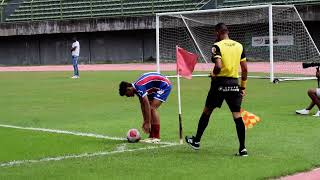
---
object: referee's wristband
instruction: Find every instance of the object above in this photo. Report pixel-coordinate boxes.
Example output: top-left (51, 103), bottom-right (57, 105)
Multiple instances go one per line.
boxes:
top-left (240, 80), bottom-right (247, 90)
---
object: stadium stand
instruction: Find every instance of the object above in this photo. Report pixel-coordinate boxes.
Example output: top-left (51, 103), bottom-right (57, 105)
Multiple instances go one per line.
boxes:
top-left (0, 0), bottom-right (9, 21)
top-left (4, 0), bottom-right (208, 22)
top-left (220, 0), bottom-right (320, 8)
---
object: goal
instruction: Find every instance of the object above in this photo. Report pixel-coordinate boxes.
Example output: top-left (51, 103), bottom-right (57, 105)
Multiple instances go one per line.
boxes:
top-left (156, 4), bottom-right (320, 82)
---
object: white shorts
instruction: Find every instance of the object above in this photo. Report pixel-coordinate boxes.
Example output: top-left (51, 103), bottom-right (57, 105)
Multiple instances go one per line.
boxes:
top-left (316, 88), bottom-right (320, 97)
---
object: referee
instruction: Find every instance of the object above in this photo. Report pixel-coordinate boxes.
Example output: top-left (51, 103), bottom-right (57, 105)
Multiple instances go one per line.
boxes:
top-left (185, 23), bottom-right (248, 157)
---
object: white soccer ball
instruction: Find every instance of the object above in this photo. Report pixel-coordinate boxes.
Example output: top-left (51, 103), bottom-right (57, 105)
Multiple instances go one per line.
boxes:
top-left (127, 129), bottom-right (141, 143)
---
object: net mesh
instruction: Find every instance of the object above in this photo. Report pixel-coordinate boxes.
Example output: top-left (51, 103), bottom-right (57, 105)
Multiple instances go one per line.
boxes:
top-left (157, 5), bottom-right (320, 80)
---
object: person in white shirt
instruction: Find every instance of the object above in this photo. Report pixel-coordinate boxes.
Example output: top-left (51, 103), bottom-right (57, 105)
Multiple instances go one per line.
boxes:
top-left (71, 37), bottom-right (80, 78)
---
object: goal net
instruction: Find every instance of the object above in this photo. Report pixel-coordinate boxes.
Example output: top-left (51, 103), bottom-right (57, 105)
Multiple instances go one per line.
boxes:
top-left (156, 4), bottom-right (320, 82)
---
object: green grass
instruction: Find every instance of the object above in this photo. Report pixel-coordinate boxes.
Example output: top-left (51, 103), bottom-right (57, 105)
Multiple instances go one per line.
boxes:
top-left (0, 127), bottom-right (148, 162)
top-left (0, 71), bottom-right (319, 180)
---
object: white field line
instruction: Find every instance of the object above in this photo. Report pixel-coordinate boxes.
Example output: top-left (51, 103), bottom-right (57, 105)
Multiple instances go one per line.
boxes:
top-left (115, 143), bottom-right (127, 152)
top-left (0, 124), bottom-right (178, 146)
top-left (0, 144), bottom-right (176, 167)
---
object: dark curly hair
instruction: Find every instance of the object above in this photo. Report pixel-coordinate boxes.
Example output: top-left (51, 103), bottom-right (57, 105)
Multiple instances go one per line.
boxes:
top-left (119, 81), bottom-right (132, 96)
top-left (215, 23), bottom-right (229, 34)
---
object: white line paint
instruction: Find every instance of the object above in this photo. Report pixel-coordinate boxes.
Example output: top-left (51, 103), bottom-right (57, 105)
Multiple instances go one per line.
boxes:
top-left (0, 124), bottom-right (125, 140)
top-left (0, 124), bottom-right (178, 145)
top-left (115, 143), bottom-right (127, 151)
top-left (0, 144), bottom-right (176, 167)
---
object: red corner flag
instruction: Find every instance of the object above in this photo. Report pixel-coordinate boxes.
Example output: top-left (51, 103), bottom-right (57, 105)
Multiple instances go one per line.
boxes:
top-left (176, 46), bottom-right (198, 79)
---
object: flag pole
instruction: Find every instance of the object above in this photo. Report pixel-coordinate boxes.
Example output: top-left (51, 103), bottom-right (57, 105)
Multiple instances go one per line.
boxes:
top-left (176, 46), bottom-right (183, 144)
top-left (176, 45), bottom-right (198, 145)
top-left (177, 72), bottom-right (183, 144)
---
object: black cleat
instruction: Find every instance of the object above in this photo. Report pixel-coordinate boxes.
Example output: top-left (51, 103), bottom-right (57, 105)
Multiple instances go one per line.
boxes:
top-left (185, 136), bottom-right (200, 150)
top-left (235, 148), bottom-right (248, 157)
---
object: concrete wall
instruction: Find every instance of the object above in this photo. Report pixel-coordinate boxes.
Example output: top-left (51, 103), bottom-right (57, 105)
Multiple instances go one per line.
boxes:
top-left (0, 30), bottom-right (156, 65)
top-left (0, 16), bottom-right (155, 36)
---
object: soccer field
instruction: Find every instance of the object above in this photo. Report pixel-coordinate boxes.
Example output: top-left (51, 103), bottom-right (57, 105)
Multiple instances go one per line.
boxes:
top-left (0, 71), bottom-right (319, 180)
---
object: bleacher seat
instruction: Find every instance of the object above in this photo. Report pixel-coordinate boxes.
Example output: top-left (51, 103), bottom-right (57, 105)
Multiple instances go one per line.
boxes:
top-left (5, 0), bottom-right (208, 22)
top-left (220, 0), bottom-right (320, 8)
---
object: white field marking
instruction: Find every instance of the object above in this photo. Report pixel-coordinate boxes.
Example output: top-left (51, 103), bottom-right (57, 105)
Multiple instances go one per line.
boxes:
top-left (115, 143), bottom-right (127, 151)
top-left (0, 144), bottom-right (176, 168)
top-left (0, 124), bottom-right (178, 146)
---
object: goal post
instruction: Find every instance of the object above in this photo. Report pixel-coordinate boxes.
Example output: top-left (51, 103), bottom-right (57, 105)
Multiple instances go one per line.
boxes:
top-left (156, 4), bottom-right (320, 82)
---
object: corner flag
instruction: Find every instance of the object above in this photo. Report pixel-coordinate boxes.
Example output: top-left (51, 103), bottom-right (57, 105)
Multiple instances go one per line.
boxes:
top-left (176, 46), bottom-right (198, 79)
top-left (175, 46), bottom-right (198, 144)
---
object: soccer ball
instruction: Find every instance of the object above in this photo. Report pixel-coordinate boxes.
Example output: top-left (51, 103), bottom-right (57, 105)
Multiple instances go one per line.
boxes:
top-left (126, 129), bottom-right (141, 143)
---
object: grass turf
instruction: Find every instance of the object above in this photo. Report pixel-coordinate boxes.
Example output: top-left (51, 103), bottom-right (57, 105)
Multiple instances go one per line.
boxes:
top-left (0, 71), bottom-right (319, 180)
top-left (0, 127), bottom-right (148, 162)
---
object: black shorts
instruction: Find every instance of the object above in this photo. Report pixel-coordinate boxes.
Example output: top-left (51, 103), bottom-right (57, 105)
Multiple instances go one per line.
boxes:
top-left (205, 77), bottom-right (242, 112)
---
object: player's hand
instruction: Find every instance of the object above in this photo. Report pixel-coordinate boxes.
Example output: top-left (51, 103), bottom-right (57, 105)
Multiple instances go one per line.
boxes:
top-left (209, 72), bottom-right (216, 79)
top-left (240, 89), bottom-right (246, 97)
top-left (142, 122), bottom-right (151, 134)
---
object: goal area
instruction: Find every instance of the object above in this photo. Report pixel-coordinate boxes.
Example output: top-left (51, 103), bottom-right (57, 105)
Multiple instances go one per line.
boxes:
top-left (156, 4), bottom-right (320, 82)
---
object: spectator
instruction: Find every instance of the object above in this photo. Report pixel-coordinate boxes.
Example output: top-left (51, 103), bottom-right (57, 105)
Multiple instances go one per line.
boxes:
top-left (71, 37), bottom-right (80, 79)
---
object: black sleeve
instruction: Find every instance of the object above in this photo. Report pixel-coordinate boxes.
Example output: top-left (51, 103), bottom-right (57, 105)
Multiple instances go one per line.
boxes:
top-left (211, 45), bottom-right (221, 63)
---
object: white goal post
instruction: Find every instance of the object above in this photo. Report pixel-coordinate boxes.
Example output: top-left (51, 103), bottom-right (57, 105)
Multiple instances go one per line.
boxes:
top-left (156, 4), bottom-right (320, 82)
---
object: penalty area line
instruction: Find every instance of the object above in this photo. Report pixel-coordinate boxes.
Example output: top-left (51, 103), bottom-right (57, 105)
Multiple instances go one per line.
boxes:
top-left (0, 124), bottom-right (178, 145)
top-left (0, 144), bottom-right (176, 168)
